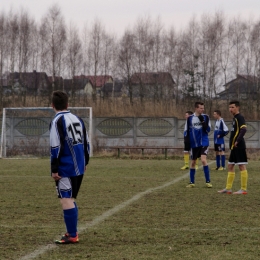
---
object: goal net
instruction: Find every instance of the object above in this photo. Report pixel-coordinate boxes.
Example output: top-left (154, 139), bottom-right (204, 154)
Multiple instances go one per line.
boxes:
top-left (0, 107), bottom-right (93, 158)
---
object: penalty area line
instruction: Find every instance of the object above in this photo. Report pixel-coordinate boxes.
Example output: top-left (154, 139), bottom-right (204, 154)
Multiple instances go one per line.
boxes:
top-left (19, 165), bottom-right (207, 260)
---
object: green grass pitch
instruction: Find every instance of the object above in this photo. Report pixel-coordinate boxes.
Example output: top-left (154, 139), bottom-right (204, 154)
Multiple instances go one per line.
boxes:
top-left (0, 158), bottom-right (260, 260)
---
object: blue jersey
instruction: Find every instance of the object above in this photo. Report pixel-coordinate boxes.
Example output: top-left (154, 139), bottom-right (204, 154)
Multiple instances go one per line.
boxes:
top-left (184, 113), bottom-right (211, 148)
top-left (214, 118), bottom-right (229, 145)
top-left (50, 111), bottom-right (89, 177)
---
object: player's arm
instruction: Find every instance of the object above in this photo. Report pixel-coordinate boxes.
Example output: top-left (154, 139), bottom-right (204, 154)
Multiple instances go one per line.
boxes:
top-left (184, 118), bottom-right (190, 143)
top-left (50, 117), bottom-right (65, 175)
top-left (234, 117), bottom-right (247, 146)
top-left (199, 114), bottom-right (210, 133)
top-left (82, 121), bottom-right (90, 166)
top-left (218, 121), bottom-right (229, 138)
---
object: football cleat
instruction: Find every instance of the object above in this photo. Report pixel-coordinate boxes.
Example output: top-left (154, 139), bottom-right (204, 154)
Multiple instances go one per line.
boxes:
top-left (55, 233), bottom-right (79, 244)
top-left (218, 167), bottom-right (224, 171)
top-left (206, 182), bottom-right (213, 188)
top-left (217, 189), bottom-right (232, 194)
top-left (186, 183), bottom-right (195, 188)
top-left (181, 165), bottom-right (189, 170)
top-left (233, 189), bottom-right (247, 195)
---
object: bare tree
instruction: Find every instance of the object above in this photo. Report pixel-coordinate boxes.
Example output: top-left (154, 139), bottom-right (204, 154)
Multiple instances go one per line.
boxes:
top-left (0, 12), bottom-right (8, 109)
top-left (66, 23), bottom-right (82, 105)
top-left (88, 19), bottom-right (105, 102)
top-left (133, 16), bottom-right (154, 103)
top-left (40, 4), bottom-right (66, 93)
top-left (118, 29), bottom-right (136, 105)
top-left (7, 11), bottom-right (19, 74)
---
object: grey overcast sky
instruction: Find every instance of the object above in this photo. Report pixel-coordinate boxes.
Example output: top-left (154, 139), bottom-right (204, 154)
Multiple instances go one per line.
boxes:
top-left (1, 0), bottom-right (260, 35)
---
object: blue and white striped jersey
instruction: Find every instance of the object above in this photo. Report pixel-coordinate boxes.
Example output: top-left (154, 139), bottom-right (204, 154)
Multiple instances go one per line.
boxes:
top-left (50, 111), bottom-right (89, 177)
top-left (214, 118), bottom-right (229, 145)
top-left (184, 113), bottom-right (211, 148)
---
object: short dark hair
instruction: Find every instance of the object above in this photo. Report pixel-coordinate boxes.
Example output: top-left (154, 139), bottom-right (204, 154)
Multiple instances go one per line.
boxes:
top-left (52, 91), bottom-right (68, 110)
top-left (186, 111), bottom-right (193, 115)
top-left (195, 101), bottom-right (204, 108)
top-left (214, 109), bottom-right (221, 116)
top-left (229, 100), bottom-right (240, 107)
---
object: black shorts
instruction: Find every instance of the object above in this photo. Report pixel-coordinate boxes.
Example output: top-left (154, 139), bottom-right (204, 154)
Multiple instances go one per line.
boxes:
top-left (55, 174), bottom-right (84, 199)
top-left (184, 142), bottom-right (190, 152)
top-left (228, 148), bottom-right (248, 165)
top-left (214, 144), bottom-right (225, 152)
top-left (190, 146), bottom-right (209, 160)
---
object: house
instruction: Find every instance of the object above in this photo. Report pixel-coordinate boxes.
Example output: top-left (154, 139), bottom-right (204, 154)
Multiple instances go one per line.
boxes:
top-left (74, 75), bottom-right (113, 96)
top-left (48, 76), bottom-right (64, 90)
top-left (129, 72), bottom-right (175, 99)
top-left (218, 74), bottom-right (259, 100)
top-left (63, 77), bottom-right (93, 96)
top-left (100, 79), bottom-right (124, 97)
top-left (8, 70), bottom-right (51, 95)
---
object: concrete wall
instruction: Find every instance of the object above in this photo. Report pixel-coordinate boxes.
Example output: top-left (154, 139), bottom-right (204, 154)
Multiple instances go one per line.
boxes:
top-left (2, 116), bottom-right (260, 157)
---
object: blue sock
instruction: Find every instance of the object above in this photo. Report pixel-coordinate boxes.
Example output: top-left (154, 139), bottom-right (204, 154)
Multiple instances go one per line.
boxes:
top-left (74, 202), bottom-right (78, 229)
top-left (203, 165), bottom-right (210, 183)
top-left (221, 155), bottom-right (225, 168)
top-left (63, 207), bottom-right (77, 238)
top-left (189, 168), bottom-right (196, 183)
top-left (216, 155), bottom-right (220, 168)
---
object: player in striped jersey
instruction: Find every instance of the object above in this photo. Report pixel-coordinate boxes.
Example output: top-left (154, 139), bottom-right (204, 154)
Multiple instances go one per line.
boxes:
top-left (212, 110), bottom-right (229, 170)
top-left (184, 102), bottom-right (212, 188)
top-left (50, 90), bottom-right (90, 244)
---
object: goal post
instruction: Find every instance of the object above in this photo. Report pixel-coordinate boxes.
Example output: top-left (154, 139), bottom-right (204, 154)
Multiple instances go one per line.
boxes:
top-left (0, 107), bottom-right (93, 158)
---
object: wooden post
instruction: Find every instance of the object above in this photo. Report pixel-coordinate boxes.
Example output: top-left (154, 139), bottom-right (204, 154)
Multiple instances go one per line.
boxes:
top-left (117, 148), bottom-right (120, 158)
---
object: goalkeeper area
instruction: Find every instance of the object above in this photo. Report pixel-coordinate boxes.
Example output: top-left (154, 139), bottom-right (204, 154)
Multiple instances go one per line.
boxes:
top-left (0, 158), bottom-right (259, 260)
top-left (0, 107), bottom-right (92, 158)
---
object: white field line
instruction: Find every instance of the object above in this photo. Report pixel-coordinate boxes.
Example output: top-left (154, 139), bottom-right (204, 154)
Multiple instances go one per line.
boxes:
top-left (18, 163), bottom-right (212, 260)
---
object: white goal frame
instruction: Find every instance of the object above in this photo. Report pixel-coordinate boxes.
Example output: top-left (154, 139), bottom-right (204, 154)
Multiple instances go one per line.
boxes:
top-left (0, 107), bottom-right (93, 158)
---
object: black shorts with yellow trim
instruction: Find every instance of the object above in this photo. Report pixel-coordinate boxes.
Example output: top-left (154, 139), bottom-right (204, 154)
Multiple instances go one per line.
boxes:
top-left (228, 148), bottom-right (248, 165)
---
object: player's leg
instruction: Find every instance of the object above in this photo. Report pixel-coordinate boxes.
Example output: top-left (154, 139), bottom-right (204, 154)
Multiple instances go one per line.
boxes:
top-left (186, 148), bottom-right (198, 187)
top-left (181, 142), bottom-right (190, 170)
top-left (233, 149), bottom-right (248, 194)
top-left (212, 145), bottom-right (221, 170)
top-left (55, 175), bottom-right (83, 244)
top-left (218, 150), bottom-right (235, 194)
top-left (195, 158), bottom-right (199, 170)
top-left (200, 147), bottom-right (212, 187)
top-left (181, 151), bottom-right (190, 170)
top-left (220, 144), bottom-right (226, 169)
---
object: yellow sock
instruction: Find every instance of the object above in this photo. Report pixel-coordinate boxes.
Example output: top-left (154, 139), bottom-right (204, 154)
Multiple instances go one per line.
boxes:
top-left (226, 172), bottom-right (235, 190)
top-left (196, 159), bottom-right (199, 167)
top-left (241, 170), bottom-right (248, 191)
top-left (184, 153), bottom-right (189, 166)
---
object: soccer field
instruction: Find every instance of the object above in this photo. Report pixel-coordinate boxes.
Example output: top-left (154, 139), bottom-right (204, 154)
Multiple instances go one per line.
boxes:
top-left (1, 158), bottom-right (260, 260)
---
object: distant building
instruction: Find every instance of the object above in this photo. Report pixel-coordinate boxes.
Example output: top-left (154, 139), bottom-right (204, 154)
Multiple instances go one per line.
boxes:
top-left (74, 75), bottom-right (113, 96)
top-left (130, 72), bottom-right (175, 99)
top-left (218, 74), bottom-right (259, 100)
top-left (7, 70), bottom-right (51, 95)
top-left (63, 77), bottom-right (93, 96)
top-left (100, 79), bottom-right (124, 97)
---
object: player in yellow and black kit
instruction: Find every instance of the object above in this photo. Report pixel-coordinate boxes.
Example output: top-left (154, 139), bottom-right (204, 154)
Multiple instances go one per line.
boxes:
top-left (218, 101), bottom-right (248, 194)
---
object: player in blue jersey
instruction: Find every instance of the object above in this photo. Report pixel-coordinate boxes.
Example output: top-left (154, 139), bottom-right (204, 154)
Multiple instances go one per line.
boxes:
top-left (50, 90), bottom-right (90, 244)
top-left (181, 111), bottom-right (199, 170)
top-left (184, 102), bottom-right (212, 188)
top-left (212, 110), bottom-right (229, 170)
